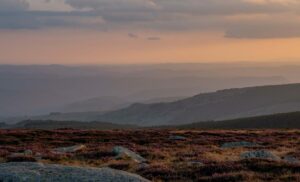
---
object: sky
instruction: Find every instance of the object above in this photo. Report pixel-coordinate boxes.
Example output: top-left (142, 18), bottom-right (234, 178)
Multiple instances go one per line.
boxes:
top-left (1, 0), bottom-right (300, 64)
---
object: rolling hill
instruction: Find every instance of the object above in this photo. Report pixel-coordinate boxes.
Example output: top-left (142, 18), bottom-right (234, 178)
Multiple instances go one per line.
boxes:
top-left (0, 122), bottom-right (6, 128)
top-left (174, 111), bottom-right (300, 129)
top-left (98, 83), bottom-right (300, 126)
top-left (7, 111), bottom-right (300, 130)
top-left (0, 96), bottom-right (187, 124)
top-left (62, 96), bottom-right (131, 113)
top-left (62, 96), bottom-right (186, 113)
top-left (0, 64), bottom-right (290, 117)
top-left (9, 120), bottom-right (137, 130)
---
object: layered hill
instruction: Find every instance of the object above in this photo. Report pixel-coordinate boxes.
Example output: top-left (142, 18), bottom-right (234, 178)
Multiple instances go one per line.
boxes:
top-left (98, 83), bottom-right (300, 126)
top-left (0, 64), bottom-right (290, 117)
top-left (174, 111), bottom-right (300, 129)
top-left (0, 96), bottom-right (186, 124)
top-left (10, 120), bottom-right (137, 130)
top-left (62, 96), bottom-right (185, 113)
top-left (6, 111), bottom-right (300, 130)
top-left (0, 122), bottom-right (6, 128)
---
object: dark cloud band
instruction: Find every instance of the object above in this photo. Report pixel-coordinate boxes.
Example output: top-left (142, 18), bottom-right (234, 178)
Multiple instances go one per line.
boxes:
top-left (1, 0), bottom-right (300, 39)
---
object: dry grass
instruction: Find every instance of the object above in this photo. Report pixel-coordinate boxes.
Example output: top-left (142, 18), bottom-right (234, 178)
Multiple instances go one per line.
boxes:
top-left (1, 129), bottom-right (300, 181)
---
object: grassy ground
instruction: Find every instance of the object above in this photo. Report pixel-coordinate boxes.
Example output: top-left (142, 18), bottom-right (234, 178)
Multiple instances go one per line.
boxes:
top-left (1, 129), bottom-right (300, 181)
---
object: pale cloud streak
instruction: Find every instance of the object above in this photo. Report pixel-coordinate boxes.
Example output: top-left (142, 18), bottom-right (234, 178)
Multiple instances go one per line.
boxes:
top-left (28, 0), bottom-right (73, 11)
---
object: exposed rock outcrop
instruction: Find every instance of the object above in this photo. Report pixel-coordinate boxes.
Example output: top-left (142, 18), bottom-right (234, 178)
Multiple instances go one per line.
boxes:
top-left (169, 135), bottom-right (186, 141)
top-left (240, 150), bottom-right (280, 160)
top-left (52, 144), bottom-right (85, 154)
top-left (0, 162), bottom-right (151, 182)
top-left (221, 141), bottom-right (257, 149)
top-left (113, 146), bottom-right (147, 163)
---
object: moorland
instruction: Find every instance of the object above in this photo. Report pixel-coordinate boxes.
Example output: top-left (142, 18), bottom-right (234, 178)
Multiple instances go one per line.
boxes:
top-left (1, 129), bottom-right (300, 181)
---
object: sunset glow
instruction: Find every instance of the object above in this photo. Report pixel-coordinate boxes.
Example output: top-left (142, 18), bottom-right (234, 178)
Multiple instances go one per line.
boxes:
top-left (1, 0), bottom-right (300, 64)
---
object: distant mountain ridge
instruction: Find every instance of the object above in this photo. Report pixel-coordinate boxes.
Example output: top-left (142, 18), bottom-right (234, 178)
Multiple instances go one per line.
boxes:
top-left (0, 64), bottom-right (291, 117)
top-left (0, 96), bottom-right (186, 124)
top-left (62, 96), bottom-right (131, 113)
top-left (4, 111), bottom-right (300, 130)
top-left (97, 83), bottom-right (300, 126)
top-left (0, 122), bottom-right (6, 128)
top-left (62, 96), bottom-right (186, 113)
top-left (7, 120), bottom-right (137, 130)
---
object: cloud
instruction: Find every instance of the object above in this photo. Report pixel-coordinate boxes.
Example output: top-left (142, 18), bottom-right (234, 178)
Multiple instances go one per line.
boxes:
top-left (27, 0), bottom-right (73, 11)
top-left (0, 0), bottom-right (29, 12)
top-left (128, 33), bottom-right (139, 38)
top-left (64, 0), bottom-right (158, 11)
top-left (64, 0), bottom-right (297, 16)
top-left (61, 0), bottom-right (300, 39)
top-left (225, 17), bottom-right (300, 38)
top-left (1, 0), bottom-right (300, 38)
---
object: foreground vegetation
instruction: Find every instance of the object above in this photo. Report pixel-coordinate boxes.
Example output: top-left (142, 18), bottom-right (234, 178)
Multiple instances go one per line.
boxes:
top-left (1, 129), bottom-right (300, 181)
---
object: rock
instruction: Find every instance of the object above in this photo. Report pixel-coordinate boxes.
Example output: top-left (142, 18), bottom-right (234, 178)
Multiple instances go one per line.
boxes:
top-left (221, 141), bottom-right (257, 149)
top-left (53, 144), bottom-right (85, 154)
top-left (24, 150), bottom-right (33, 156)
top-left (169, 135), bottom-right (186, 141)
top-left (240, 150), bottom-right (280, 160)
top-left (0, 162), bottom-right (151, 182)
top-left (113, 146), bottom-right (147, 163)
top-left (137, 163), bottom-right (150, 170)
top-left (283, 156), bottom-right (300, 164)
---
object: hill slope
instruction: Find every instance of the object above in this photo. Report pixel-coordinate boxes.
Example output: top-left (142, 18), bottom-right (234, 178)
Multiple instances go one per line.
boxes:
top-left (0, 122), bottom-right (7, 128)
top-left (175, 111), bottom-right (300, 129)
top-left (0, 96), bottom-right (187, 124)
top-left (62, 96), bottom-right (185, 113)
top-left (98, 83), bottom-right (300, 126)
top-left (7, 111), bottom-right (300, 130)
top-left (11, 120), bottom-right (137, 130)
top-left (0, 64), bottom-right (289, 117)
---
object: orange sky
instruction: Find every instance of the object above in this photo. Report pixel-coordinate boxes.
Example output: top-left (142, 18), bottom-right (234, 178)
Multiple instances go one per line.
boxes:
top-left (1, 29), bottom-right (300, 65)
top-left (1, 0), bottom-right (300, 64)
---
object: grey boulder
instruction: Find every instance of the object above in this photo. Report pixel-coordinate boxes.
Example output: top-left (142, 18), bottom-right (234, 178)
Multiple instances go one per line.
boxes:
top-left (241, 150), bottom-right (280, 160)
top-left (283, 156), bottom-right (300, 164)
top-left (0, 162), bottom-right (151, 182)
top-left (52, 144), bottom-right (85, 154)
top-left (169, 135), bottom-right (186, 141)
top-left (113, 146), bottom-right (147, 163)
top-left (221, 141), bottom-right (257, 149)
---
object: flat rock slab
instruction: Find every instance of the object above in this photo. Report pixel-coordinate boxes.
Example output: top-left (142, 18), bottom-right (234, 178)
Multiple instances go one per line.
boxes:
top-left (113, 146), bottom-right (147, 163)
top-left (241, 150), bottom-right (280, 160)
top-left (0, 162), bottom-right (151, 182)
top-left (169, 135), bottom-right (186, 141)
top-left (53, 144), bottom-right (85, 154)
top-left (283, 156), bottom-right (300, 164)
top-left (221, 141), bottom-right (257, 149)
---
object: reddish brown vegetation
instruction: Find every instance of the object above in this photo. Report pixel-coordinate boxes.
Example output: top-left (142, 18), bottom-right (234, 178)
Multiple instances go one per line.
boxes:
top-left (0, 129), bottom-right (300, 181)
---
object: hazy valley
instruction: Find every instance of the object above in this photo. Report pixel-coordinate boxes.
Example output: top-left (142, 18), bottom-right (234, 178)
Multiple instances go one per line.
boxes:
top-left (2, 0), bottom-right (300, 180)
top-left (0, 63), bottom-right (294, 118)
top-left (2, 64), bottom-right (300, 181)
